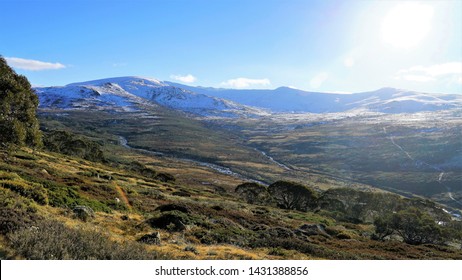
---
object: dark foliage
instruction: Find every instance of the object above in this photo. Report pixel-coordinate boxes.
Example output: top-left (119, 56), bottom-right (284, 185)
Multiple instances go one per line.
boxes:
top-left (374, 207), bottom-right (450, 245)
top-left (43, 130), bottom-right (105, 162)
top-left (0, 56), bottom-right (42, 148)
top-left (7, 219), bottom-right (166, 259)
top-left (268, 181), bottom-right (318, 211)
top-left (235, 182), bottom-right (272, 205)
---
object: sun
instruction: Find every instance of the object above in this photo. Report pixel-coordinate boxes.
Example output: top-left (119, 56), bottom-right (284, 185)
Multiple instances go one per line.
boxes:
top-left (381, 2), bottom-right (434, 49)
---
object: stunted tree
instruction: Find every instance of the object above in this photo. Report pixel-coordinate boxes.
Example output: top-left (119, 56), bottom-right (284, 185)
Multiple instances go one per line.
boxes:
top-left (372, 213), bottom-right (395, 241)
top-left (268, 181), bottom-right (318, 211)
top-left (0, 56), bottom-right (42, 149)
top-left (235, 182), bottom-right (271, 205)
top-left (373, 207), bottom-right (447, 245)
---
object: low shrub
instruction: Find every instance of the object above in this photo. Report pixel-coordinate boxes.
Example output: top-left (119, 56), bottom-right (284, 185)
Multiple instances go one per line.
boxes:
top-left (0, 207), bottom-right (41, 234)
top-left (0, 180), bottom-right (48, 205)
top-left (7, 219), bottom-right (168, 259)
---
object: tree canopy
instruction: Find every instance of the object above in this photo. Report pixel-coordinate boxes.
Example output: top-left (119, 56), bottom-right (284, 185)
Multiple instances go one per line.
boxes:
top-left (374, 207), bottom-right (449, 245)
top-left (0, 56), bottom-right (42, 148)
top-left (268, 181), bottom-right (318, 211)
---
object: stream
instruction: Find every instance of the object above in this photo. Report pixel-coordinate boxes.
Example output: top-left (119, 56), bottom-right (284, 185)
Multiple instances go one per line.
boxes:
top-left (118, 136), bottom-right (266, 185)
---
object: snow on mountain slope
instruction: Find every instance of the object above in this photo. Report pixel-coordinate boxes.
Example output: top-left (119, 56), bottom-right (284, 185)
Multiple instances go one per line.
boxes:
top-left (36, 77), bottom-right (267, 117)
top-left (35, 76), bottom-right (462, 116)
top-left (166, 83), bottom-right (462, 114)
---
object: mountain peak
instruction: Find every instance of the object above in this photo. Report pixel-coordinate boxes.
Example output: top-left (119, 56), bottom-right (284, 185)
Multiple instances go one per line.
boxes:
top-left (67, 76), bottom-right (166, 87)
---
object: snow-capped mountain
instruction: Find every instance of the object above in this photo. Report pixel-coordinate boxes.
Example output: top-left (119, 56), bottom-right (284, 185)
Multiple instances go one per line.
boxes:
top-left (166, 83), bottom-right (462, 114)
top-left (35, 76), bottom-right (462, 117)
top-left (35, 77), bottom-right (267, 117)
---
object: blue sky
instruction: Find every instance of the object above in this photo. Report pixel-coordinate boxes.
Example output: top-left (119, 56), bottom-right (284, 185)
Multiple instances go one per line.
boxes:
top-left (2, 0), bottom-right (461, 94)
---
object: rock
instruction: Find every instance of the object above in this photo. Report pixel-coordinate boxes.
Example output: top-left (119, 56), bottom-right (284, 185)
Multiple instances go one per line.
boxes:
top-left (138, 232), bottom-right (161, 245)
top-left (296, 224), bottom-right (331, 238)
top-left (73, 205), bottom-right (95, 222)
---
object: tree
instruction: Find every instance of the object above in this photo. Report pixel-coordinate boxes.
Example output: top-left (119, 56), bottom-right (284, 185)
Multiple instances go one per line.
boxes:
top-left (235, 182), bottom-right (271, 205)
top-left (0, 56), bottom-right (42, 149)
top-left (268, 181), bottom-right (318, 211)
top-left (373, 207), bottom-right (447, 245)
top-left (372, 213), bottom-right (395, 241)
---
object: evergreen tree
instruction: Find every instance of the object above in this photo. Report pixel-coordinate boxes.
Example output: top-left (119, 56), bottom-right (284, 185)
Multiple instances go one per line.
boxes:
top-left (0, 56), bottom-right (42, 149)
top-left (268, 181), bottom-right (318, 211)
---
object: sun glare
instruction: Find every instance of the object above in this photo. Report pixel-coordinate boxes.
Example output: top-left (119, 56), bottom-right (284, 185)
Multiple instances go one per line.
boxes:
top-left (381, 2), bottom-right (434, 49)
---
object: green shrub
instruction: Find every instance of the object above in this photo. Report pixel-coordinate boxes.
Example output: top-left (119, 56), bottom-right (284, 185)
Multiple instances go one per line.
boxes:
top-left (41, 181), bottom-right (112, 213)
top-left (43, 130), bottom-right (105, 162)
top-left (0, 180), bottom-right (48, 205)
top-left (0, 171), bottom-right (21, 181)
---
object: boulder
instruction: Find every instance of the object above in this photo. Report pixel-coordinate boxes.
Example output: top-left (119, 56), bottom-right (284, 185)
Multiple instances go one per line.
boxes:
top-left (138, 232), bottom-right (161, 245)
top-left (73, 205), bottom-right (95, 222)
top-left (295, 224), bottom-right (331, 238)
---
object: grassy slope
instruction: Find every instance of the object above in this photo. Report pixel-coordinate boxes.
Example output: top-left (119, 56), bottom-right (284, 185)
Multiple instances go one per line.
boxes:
top-left (1, 147), bottom-right (461, 260)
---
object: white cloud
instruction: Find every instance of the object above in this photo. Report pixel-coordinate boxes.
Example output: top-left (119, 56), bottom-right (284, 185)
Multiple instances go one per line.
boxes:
top-left (170, 74), bottom-right (197, 83)
top-left (397, 62), bottom-right (462, 82)
top-left (310, 72), bottom-right (328, 89)
top-left (5, 57), bottom-right (66, 71)
top-left (221, 77), bottom-right (271, 89)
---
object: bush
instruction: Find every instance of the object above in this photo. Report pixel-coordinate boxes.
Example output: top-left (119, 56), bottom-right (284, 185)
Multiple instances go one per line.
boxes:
top-left (0, 207), bottom-right (40, 234)
top-left (43, 130), bottom-right (105, 162)
top-left (7, 219), bottom-right (167, 259)
top-left (42, 181), bottom-right (112, 213)
top-left (0, 180), bottom-right (48, 205)
top-left (146, 211), bottom-right (191, 232)
top-left (235, 182), bottom-right (272, 205)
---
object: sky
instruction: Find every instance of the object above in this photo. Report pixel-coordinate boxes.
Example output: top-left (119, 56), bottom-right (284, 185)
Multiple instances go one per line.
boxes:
top-left (1, 0), bottom-right (461, 94)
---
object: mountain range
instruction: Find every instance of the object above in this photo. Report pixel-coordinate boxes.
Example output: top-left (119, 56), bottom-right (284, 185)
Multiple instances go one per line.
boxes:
top-left (35, 76), bottom-right (462, 116)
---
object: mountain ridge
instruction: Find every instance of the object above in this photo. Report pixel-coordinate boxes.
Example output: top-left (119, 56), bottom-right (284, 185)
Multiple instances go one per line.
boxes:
top-left (35, 76), bottom-right (462, 116)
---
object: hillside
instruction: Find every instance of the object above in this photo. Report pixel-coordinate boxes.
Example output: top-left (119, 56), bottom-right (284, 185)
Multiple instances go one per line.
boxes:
top-left (1, 141), bottom-right (461, 260)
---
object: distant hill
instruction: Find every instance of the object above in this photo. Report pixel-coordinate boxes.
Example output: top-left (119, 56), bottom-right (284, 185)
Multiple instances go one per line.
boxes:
top-left (35, 76), bottom-right (267, 118)
top-left (35, 76), bottom-right (462, 117)
top-left (167, 83), bottom-right (462, 114)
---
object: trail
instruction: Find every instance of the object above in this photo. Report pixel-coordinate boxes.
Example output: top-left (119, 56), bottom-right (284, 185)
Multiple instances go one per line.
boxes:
top-left (114, 183), bottom-right (132, 211)
top-left (383, 127), bottom-right (462, 206)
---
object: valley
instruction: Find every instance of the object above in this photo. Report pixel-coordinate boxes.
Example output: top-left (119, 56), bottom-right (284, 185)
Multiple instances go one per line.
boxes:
top-left (2, 73), bottom-right (462, 260)
top-left (36, 77), bottom-right (462, 212)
